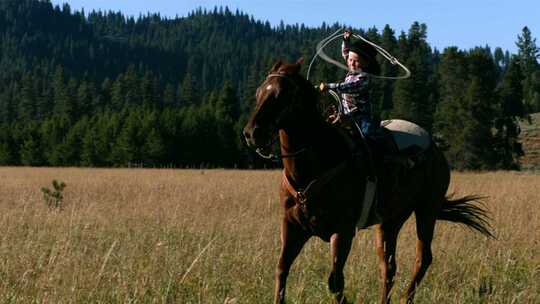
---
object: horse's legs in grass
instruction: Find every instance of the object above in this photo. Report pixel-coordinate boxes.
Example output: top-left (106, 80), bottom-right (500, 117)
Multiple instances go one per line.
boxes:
top-left (400, 211), bottom-right (436, 304)
top-left (329, 231), bottom-right (354, 304)
top-left (376, 214), bottom-right (408, 304)
top-left (275, 219), bottom-right (310, 304)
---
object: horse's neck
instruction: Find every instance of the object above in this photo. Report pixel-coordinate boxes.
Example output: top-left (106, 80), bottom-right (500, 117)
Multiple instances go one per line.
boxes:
top-left (280, 122), bottom-right (348, 186)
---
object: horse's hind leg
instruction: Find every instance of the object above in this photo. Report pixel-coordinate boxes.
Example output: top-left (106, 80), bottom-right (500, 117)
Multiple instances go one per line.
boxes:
top-left (376, 214), bottom-right (408, 304)
top-left (400, 210), bottom-right (436, 304)
top-left (328, 231), bottom-right (354, 304)
top-left (275, 219), bottom-right (310, 304)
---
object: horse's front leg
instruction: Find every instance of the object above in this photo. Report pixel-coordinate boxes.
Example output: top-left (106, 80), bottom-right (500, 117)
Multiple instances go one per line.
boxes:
top-left (328, 230), bottom-right (354, 304)
top-left (275, 218), bottom-right (310, 304)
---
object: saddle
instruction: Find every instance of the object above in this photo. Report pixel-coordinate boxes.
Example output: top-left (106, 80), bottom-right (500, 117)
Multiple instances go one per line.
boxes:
top-left (380, 119), bottom-right (432, 168)
top-left (336, 118), bottom-right (430, 170)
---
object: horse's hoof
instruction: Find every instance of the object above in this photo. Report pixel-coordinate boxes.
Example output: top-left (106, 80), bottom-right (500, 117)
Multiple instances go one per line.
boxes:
top-left (399, 297), bottom-right (413, 304)
top-left (336, 296), bottom-right (349, 304)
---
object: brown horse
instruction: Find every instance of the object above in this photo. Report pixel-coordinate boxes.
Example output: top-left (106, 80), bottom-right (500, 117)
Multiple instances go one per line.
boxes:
top-left (243, 59), bottom-right (493, 304)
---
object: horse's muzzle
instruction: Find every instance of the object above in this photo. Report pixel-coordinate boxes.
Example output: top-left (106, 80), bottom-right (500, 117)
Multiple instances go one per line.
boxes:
top-left (243, 124), bottom-right (276, 152)
top-left (243, 125), bottom-right (256, 147)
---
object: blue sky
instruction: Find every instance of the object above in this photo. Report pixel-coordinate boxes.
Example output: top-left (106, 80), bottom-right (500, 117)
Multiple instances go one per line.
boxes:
top-left (50, 0), bottom-right (539, 53)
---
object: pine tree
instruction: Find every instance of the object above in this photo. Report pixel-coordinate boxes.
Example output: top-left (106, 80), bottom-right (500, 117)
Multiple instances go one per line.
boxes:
top-left (516, 26), bottom-right (540, 112)
top-left (461, 78), bottom-right (495, 169)
top-left (17, 122), bottom-right (44, 166)
top-left (142, 127), bottom-right (165, 166)
top-left (81, 125), bottom-right (98, 166)
top-left (123, 65), bottom-right (142, 107)
top-left (460, 48), bottom-right (498, 169)
top-left (141, 70), bottom-right (158, 109)
top-left (77, 80), bottom-right (94, 117)
top-left (163, 83), bottom-right (176, 108)
top-left (111, 109), bottom-right (141, 166)
top-left (433, 47), bottom-right (469, 166)
top-left (40, 115), bottom-right (71, 166)
top-left (110, 75), bottom-right (126, 111)
top-left (493, 56), bottom-right (525, 169)
top-left (377, 25), bottom-right (399, 118)
top-left (18, 73), bottom-right (37, 122)
top-left (180, 73), bottom-right (198, 106)
top-left (0, 123), bottom-right (16, 165)
top-left (96, 111), bottom-right (121, 166)
top-left (516, 27), bottom-right (539, 75)
top-left (493, 47), bottom-right (506, 76)
top-left (52, 66), bottom-right (77, 121)
top-left (0, 87), bottom-right (15, 124)
top-left (213, 82), bottom-right (240, 166)
top-left (61, 117), bottom-right (88, 165)
top-left (392, 22), bottom-right (434, 130)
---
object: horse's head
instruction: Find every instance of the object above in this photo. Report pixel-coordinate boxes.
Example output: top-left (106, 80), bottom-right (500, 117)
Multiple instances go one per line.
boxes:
top-left (243, 58), bottom-right (316, 154)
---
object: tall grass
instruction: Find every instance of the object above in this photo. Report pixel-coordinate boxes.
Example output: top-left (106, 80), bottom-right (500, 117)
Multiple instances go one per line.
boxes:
top-left (0, 168), bottom-right (538, 303)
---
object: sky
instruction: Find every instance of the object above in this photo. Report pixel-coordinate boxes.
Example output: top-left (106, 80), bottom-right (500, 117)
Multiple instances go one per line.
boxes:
top-left (50, 0), bottom-right (539, 54)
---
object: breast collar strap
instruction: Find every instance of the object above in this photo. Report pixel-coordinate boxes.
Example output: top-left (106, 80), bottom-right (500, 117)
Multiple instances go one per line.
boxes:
top-left (282, 171), bottom-right (314, 206)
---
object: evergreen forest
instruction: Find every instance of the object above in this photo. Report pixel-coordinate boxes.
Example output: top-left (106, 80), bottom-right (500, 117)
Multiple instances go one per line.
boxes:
top-left (1, 0), bottom-right (539, 170)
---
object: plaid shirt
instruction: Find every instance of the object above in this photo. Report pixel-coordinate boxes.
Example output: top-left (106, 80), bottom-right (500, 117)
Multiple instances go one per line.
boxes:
top-left (326, 39), bottom-right (371, 116)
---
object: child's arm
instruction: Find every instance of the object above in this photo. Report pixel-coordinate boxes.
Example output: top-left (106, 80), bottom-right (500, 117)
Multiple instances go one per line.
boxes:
top-left (341, 30), bottom-right (351, 60)
top-left (326, 74), bottom-right (370, 94)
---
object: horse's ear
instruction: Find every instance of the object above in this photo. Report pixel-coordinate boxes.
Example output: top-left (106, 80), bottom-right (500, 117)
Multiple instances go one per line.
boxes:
top-left (271, 60), bottom-right (283, 72)
top-left (292, 57), bottom-right (304, 74)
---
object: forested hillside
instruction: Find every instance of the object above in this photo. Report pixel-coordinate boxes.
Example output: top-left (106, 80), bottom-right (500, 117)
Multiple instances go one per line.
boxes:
top-left (0, 0), bottom-right (539, 169)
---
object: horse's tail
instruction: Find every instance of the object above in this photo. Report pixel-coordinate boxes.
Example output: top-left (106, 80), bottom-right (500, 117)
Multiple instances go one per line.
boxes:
top-left (437, 195), bottom-right (495, 238)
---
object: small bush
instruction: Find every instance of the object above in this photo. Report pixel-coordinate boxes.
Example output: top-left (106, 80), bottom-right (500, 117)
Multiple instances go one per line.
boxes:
top-left (41, 180), bottom-right (66, 209)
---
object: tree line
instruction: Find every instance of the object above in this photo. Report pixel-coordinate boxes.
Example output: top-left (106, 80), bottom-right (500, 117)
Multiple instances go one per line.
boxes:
top-left (0, 0), bottom-right (539, 169)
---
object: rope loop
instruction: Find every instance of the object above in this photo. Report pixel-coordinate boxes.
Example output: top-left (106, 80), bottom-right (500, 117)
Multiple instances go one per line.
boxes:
top-left (307, 27), bottom-right (411, 81)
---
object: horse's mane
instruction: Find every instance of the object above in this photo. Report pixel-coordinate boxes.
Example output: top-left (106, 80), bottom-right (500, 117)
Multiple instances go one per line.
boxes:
top-left (273, 60), bottom-right (322, 114)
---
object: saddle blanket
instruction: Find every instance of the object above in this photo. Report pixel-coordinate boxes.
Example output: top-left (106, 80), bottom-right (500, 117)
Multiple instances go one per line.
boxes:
top-left (381, 119), bottom-right (431, 151)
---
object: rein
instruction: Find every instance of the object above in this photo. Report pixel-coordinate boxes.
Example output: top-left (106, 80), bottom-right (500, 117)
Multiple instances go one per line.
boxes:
top-left (255, 146), bottom-right (308, 161)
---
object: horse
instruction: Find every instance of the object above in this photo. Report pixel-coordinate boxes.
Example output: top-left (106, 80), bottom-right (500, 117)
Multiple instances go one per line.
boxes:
top-left (242, 59), bottom-right (493, 304)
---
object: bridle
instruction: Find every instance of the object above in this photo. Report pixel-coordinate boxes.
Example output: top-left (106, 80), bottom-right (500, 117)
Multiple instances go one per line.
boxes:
top-left (251, 72), bottom-right (310, 161)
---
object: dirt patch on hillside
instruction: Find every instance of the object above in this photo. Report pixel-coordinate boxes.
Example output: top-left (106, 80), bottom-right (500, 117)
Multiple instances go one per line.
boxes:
top-left (519, 113), bottom-right (540, 170)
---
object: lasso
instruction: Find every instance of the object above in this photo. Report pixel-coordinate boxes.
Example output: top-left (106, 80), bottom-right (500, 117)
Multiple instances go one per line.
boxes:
top-left (307, 27), bottom-right (411, 81)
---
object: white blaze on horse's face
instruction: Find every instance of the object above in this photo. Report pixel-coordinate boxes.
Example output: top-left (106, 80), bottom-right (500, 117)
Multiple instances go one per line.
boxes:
top-left (242, 78), bottom-right (283, 149)
top-left (250, 79), bottom-right (278, 129)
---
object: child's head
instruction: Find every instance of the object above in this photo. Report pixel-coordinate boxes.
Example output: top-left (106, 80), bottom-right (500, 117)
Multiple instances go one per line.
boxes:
top-left (348, 40), bottom-right (380, 75)
top-left (347, 51), bottom-right (368, 72)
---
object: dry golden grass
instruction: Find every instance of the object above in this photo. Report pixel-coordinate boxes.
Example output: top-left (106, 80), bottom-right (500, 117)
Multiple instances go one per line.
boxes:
top-left (0, 167), bottom-right (538, 303)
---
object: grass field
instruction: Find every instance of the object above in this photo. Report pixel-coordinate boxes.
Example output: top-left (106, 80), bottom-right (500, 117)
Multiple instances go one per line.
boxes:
top-left (0, 167), bottom-right (538, 303)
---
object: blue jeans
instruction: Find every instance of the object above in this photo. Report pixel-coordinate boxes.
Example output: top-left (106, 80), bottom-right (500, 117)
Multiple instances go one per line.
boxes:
top-left (351, 113), bottom-right (377, 137)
